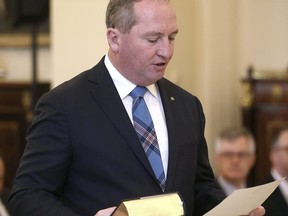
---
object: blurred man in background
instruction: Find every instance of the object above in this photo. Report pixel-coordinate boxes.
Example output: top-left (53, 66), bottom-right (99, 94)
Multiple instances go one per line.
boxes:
top-left (214, 127), bottom-right (256, 196)
top-left (0, 155), bottom-right (10, 216)
top-left (262, 127), bottom-right (288, 215)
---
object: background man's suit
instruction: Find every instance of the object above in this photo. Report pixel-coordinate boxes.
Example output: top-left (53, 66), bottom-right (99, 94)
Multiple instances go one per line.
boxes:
top-left (262, 174), bottom-right (288, 216)
top-left (9, 57), bottom-right (225, 216)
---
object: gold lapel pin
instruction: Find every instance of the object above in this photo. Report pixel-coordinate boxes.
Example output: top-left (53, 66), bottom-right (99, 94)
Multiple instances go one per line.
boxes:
top-left (170, 97), bottom-right (175, 101)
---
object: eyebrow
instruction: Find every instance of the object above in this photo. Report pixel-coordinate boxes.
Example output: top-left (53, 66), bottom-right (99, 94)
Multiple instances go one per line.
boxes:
top-left (144, 29), bottom-right (179, 37)
top-left (172, 29), bottom-right (179, 35)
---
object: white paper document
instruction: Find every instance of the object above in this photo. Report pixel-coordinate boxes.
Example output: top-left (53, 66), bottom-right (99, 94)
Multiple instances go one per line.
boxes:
top-left (203, 178), bottom-right (285, 216)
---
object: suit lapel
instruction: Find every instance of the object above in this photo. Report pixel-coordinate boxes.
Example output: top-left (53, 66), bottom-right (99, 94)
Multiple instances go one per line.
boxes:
top-left (86, 58), bottom-right (157, 182)
top-left (86, 58), bottom-right (181, 191)
top-left (157, 79), bottom-right (181, 192)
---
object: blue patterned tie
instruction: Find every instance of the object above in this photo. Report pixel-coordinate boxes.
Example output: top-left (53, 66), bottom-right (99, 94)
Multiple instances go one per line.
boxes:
top-left (130, 86), bottom-right (166, 191)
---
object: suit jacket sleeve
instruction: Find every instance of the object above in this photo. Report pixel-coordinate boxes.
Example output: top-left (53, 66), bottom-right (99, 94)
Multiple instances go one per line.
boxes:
top-left (193, 97), bottom-right (225, 215)
top-left (9, 91), bottom-right (80, 216)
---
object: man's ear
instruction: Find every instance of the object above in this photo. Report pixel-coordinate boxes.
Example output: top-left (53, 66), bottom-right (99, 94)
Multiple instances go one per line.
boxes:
top-left (107, 28), bottom-right (120, 53)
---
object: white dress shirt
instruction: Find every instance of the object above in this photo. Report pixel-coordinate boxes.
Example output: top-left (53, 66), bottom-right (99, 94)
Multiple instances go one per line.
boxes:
top-left (271, 168), bottom-right (288, 204)
top-left (104, 54), bottom-right (169, 177)
top-left (217, 175), bottom-right (246, 196)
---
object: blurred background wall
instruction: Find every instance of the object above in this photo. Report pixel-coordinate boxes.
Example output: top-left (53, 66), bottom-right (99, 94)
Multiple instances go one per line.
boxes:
top-left (0, 0), bottom-right (287, 157)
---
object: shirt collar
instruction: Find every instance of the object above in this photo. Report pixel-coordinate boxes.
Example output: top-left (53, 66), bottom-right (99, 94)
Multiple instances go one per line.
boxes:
top-left (271, 168), bottom-right (285, 180)
top-left (271, 168), bottom-right (288, 186)
top-left (104, 54), bottom-right (160, 100)
top-left (218, 175), bottom-right (246, 196)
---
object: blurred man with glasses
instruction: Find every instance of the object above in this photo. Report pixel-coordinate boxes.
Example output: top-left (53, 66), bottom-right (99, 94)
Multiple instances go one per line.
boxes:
top-left (262, 127), bottom-right (288, 215)
top-left (213, 127), bottom-right (256, 196)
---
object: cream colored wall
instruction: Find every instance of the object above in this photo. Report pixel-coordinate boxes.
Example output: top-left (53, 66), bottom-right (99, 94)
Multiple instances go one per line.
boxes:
top-left (51, 0), bottom-right (109, 86)
top-left (200, 0), bottom-right (242, 157)
top-left (50, 0), bottom-right (288, 158)
top-left (0, 47), bottom-right (50, 81)
top-left (169, 0), bottom-right (242, 155)
top-left (1, 0), bottom-right (287, 160)
top-left (239, 0), bottom-right (288, 70)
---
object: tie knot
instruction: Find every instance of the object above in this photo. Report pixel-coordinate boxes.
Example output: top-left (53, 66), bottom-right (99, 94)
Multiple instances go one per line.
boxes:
top-left (130, 86), bottom-right (147, 99)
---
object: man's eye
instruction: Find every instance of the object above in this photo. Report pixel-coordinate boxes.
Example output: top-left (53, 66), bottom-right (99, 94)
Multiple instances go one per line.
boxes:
top-left (147, 38), bottom-right (158, 43)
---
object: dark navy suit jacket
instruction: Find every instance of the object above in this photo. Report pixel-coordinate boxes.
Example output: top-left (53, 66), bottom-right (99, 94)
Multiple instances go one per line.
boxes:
top-left (262, 173), bottom-right (288, 216)
top-left (9, 57), bottom-right (225, 216)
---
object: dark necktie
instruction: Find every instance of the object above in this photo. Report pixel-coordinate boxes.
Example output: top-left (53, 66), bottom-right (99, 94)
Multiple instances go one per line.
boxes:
top-left (130, 86), bottom-right (166, 191)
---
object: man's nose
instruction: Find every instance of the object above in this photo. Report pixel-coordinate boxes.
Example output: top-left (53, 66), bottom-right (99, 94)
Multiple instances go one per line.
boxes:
top-left (157, 38), bottom-right (174, 58)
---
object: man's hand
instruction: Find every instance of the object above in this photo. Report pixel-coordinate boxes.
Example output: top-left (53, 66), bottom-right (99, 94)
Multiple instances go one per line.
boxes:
top-left (248, 206), bottom-right (265, 216)
top-left (95, 207), bottom-right (116, 216)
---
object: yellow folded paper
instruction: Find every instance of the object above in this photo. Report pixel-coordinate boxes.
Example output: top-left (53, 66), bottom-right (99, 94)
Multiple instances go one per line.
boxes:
top-left (112, 192), bottom-right (184, 216)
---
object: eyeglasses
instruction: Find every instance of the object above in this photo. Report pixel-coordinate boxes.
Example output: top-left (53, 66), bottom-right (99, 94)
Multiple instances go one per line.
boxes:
top-left (219, 152), bottom-right (252, 160)
top-left (274, 146), bottom-right (288, 154)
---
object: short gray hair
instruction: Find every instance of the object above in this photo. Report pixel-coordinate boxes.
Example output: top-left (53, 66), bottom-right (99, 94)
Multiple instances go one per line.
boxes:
top-left (214, 127), bottom-right (256, 154)
top-left (271, 127), bottom-right (288, 149)
top-left (106, 0), bottom-right (170, 33)
top-left (106, 0), bottom-right (141, 33)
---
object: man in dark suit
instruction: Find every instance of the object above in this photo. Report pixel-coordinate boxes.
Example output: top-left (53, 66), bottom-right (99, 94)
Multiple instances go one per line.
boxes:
top-left (213, 127), bottom-right (256, 196)
top-left (8, 0), bottom-right (265, 215)
top-left (262, 128), bottom-right (288, 216)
